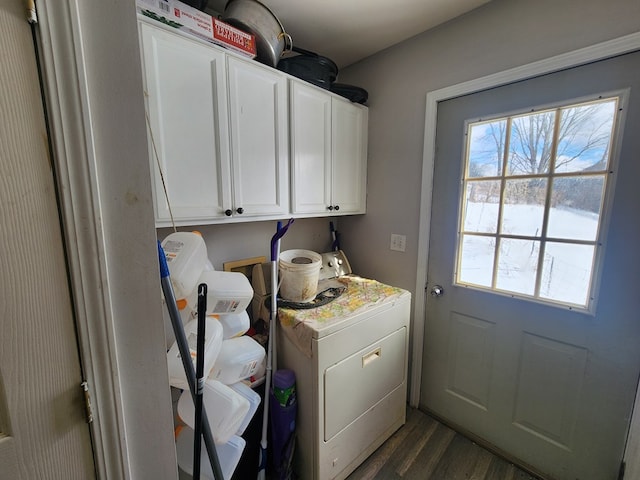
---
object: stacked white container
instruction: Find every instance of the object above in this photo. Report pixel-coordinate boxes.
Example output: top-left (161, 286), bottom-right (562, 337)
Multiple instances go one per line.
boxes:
top-left (177, 379), bottom-right (250, 444)
top-left (176, 427), bottom-right (246, 480)
top-left (209, 336), bottom-right (266, 385)
top-left (166, 316), bottom-right (224, 390)
top-left (161, 231), bottom-right (265, 479)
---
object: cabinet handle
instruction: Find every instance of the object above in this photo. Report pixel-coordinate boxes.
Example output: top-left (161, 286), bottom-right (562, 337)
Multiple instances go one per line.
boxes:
top-left (362, 347), bottom-right (381, 368)
top-left (327, 205), bottom-right (334, 211)
top-left (224, 209), bottom-right (232, 216)
top-left (236, 207), bottom-right (244, 214)
top-left (334, 205), bottom-right (340, 211)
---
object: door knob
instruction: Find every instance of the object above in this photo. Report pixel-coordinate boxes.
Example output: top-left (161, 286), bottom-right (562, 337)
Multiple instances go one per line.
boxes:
top-left (430, 285), bottom-right (444, 297)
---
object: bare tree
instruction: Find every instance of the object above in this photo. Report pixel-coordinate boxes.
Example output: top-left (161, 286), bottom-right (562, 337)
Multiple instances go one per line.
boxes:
top-left (471, 101), bottom-right (615, 212)
top-left (505, 103), bottom-right (613, 175)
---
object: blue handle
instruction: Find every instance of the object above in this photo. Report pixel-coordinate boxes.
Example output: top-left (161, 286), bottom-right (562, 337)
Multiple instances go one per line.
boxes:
top-left (271, 218), bottom-right (294, 261)
top-left (158, 241), bottom-right (170, 279)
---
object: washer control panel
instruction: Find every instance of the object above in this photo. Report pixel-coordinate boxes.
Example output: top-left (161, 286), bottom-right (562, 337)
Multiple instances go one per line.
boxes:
top-left (318, 250), bottom-right (352, 280)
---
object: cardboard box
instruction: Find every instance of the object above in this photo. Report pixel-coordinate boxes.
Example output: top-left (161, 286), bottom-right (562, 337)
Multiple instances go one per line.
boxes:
top-left (137, 0), bottom-right (257, 58)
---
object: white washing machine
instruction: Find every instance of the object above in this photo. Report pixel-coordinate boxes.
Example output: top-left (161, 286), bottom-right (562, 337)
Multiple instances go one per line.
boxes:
top-left (277, 251), bottom-right (411, 480)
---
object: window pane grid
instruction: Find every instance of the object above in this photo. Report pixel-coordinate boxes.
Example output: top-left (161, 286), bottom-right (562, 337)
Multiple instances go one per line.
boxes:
top-left (455, 97), bottom-right (618, 309)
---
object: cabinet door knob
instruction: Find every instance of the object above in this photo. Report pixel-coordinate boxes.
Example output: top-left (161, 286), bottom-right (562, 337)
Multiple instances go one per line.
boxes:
top-left (327, 205), bottom-right (334, 211)
top-left (224, 209), bottom-right (232, 216)
top-left (236, 207), bottom-right (244, 214)
top-left (334, 205), bottom-right (340, 211)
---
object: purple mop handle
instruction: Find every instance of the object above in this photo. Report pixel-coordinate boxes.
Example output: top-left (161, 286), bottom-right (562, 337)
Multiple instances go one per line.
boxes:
top-left (271, 218), bottom-right (294, 261)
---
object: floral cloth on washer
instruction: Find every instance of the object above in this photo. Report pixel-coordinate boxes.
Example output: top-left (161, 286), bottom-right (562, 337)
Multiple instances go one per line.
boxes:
top-left (278, 276), bottom-right (406, 358)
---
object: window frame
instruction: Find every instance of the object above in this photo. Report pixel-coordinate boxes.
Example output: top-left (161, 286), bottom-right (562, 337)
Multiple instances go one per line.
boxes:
top-left (453, 90), bottom-right (628, 313)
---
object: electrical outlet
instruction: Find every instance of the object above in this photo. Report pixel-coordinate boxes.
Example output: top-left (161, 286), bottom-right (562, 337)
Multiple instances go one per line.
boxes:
top-left (390, 234), bottom-right (406, 252)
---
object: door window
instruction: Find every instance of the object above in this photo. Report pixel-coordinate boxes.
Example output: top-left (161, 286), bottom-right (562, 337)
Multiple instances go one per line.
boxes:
top-left (456, 96), bottom-right (620, 310)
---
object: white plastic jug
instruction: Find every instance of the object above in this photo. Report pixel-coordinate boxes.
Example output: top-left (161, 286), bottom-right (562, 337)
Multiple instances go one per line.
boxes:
top-left (166, 316), bottom-right (223, 390)
top-left (161, 231), bottom-right (207, 300)
top-left (161, 296), bottom-right (197, 350)
top-left (228, 381), bottom-right (261, 436)
top-left (177, 378), bottom-right (250, 445)
top-left (198, 270), bottom-right (254, 315)
top-left (176, 426), bottom-right (245, 480)
top-left (217, 310), bottom-right (250, 339)
top-left (209, 336), bottom-right (265, 385)
top-left (279, 249), bottom-right (322, 303)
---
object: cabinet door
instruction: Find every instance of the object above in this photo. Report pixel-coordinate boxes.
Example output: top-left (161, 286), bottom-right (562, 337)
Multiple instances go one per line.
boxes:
top-left (290, 80), bottom-right (332, 214)
top-left (227, 56), bottom-right (289, 217)
top-left (139, 22), bottom-right (232, 224)
top-left (331, 98), bottom-right (368, 214)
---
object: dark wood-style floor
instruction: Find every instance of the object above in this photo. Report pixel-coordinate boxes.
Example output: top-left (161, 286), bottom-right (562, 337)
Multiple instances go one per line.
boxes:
top-left (347, 407), bottom-right (541, 480)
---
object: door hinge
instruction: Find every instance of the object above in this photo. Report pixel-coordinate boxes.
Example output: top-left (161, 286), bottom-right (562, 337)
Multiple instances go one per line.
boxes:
top-left (26, 0), bottom-right (38, 24)
top-left (618, 460), bottom-right (626, 480)
top-left (81, 381), bottom-right (94, 424)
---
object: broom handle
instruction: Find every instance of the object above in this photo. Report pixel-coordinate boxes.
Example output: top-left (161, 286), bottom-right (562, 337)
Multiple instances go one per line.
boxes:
top-left (193, 283), bottom-right (208, 479)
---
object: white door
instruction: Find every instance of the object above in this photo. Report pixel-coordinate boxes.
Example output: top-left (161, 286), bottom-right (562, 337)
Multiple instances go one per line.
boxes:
top-left (139, 21), bottom-right (232, 224)
top-left (421, 51), bottom-right (640, 480)
top-left (289, 79), bottom-right (332, 215)
top-left (226, 56), bottom-right (289, 217)
top-left (331, 98), bottom-right (368, 214)
top-left (0, 1), bottom-right (95, 478)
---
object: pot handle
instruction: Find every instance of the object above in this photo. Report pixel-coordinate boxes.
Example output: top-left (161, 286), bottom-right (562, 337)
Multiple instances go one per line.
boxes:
top-left (278, 31), bottom-right (293, 54)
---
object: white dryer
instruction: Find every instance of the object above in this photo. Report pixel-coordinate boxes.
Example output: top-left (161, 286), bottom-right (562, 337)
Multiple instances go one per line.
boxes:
top-left (277, 251), bottom-right (411, 480)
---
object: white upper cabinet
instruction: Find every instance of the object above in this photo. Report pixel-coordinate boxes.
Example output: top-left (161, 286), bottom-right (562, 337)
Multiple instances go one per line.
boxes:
top-left (139, 21), bottom-right (232, 224)
top-left (139, 20), bottom-right (288, 225)
top-left (226, 56), bottom-right (289, 218)
top-left (290, 80), bottom-right (368, 216)
top-left (331, 96), bottom-right (368, 214)
top-left (139, 18), bottom-right (365, 225)
top-left (290, 81), bottom-right (332, 214)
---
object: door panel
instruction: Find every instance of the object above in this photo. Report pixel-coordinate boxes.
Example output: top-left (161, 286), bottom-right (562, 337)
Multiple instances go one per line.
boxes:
top-left (139, 22), bottom-right (232, 222)
top-left (0, 1), bottom-right (95, 477)
top-left (331, 98), bottom-right (368, 213)
top-left (421, 51), bottom-right (640, 480)
top-left (446, 313), bottom-right (495, 410)
top-left (227, 56), bottom-right (289, 215)
top-left (290, 80), bottom-right (332, 214)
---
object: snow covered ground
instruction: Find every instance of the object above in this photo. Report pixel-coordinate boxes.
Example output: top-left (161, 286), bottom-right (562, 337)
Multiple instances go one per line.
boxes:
top-left (459, 202), bottom-right (598, 306)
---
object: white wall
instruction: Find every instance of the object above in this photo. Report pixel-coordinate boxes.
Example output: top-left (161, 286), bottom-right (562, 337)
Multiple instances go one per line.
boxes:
top-left (158, 218), bottom-right (338, 270)
top-left (337, 0), bottom-right (640, 295)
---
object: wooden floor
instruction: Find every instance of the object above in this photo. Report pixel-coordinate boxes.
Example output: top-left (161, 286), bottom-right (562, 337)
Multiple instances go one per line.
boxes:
top-left (347, 407), bottom-right (541, 480)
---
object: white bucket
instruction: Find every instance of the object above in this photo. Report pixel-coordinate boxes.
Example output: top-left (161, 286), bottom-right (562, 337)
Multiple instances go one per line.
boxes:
top-left (279, 249), bottom-right (322, 303)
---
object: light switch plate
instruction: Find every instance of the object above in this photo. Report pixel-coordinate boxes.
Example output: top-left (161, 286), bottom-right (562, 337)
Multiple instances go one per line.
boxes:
top-left (390, 234), bottom-right (406, 252)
